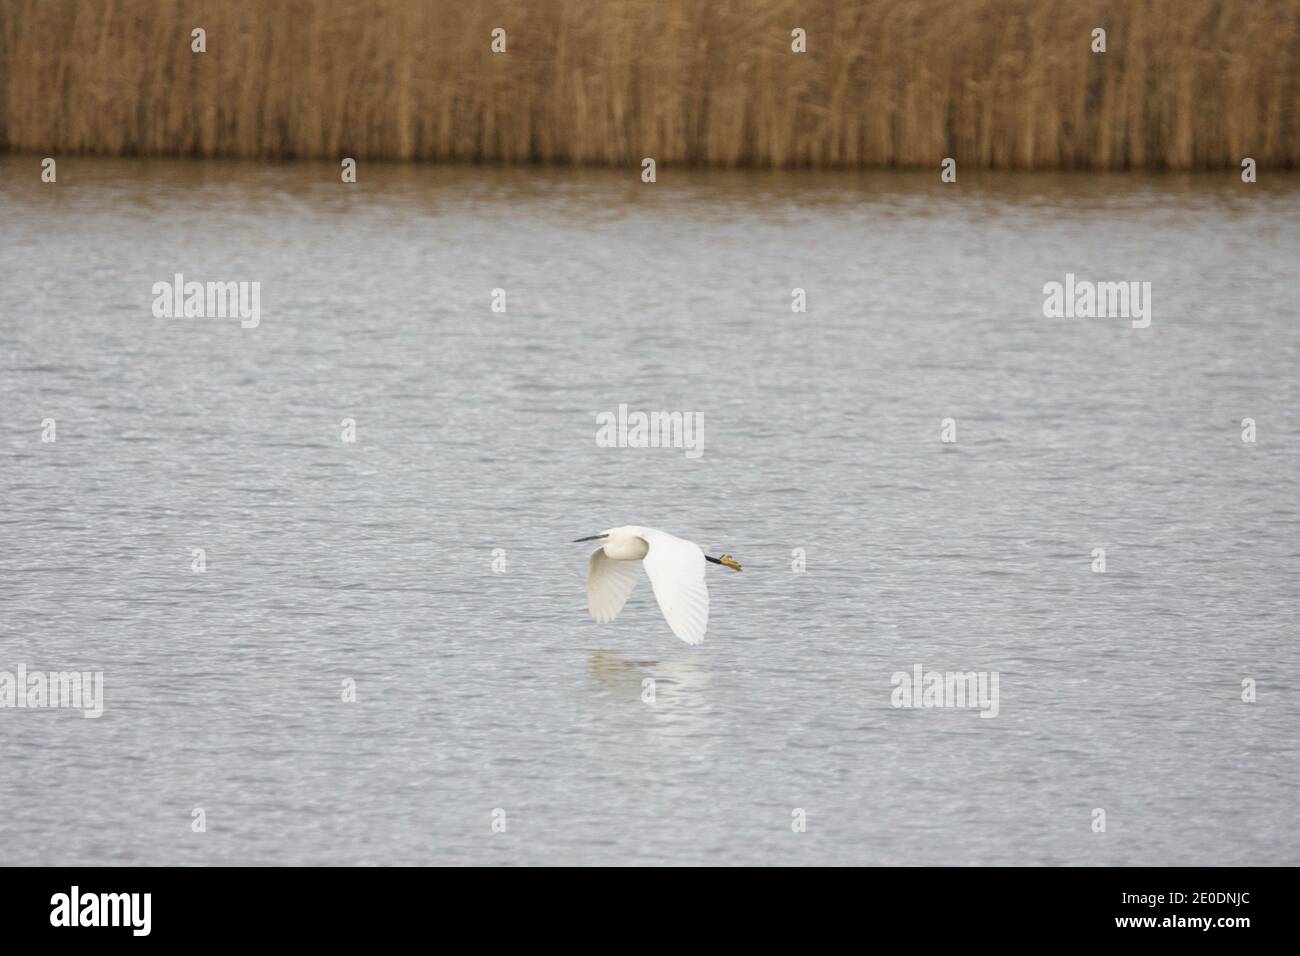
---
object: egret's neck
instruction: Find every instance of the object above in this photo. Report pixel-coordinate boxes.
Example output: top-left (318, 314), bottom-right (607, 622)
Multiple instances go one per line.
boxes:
top-left (603, 529), bottom-right (649, 561)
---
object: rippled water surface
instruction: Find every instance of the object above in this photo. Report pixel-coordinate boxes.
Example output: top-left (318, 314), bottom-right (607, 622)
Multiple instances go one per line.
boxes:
top-left (1, 158), bottom-right (1297, 865)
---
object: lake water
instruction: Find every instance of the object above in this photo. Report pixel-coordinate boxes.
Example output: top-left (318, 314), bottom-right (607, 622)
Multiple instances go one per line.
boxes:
top-left (1, 157), bottom-right (1297, 865)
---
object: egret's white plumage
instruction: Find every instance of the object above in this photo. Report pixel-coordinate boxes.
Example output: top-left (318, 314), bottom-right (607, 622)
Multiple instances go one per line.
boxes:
top-left (576, 526), bottom-right (741, 645)
top-left (586, 548), bottom-right (642, 623)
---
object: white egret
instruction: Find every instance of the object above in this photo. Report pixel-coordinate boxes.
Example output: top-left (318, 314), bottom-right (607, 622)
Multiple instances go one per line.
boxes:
top-left (573, 526), bottom-right (742, 645)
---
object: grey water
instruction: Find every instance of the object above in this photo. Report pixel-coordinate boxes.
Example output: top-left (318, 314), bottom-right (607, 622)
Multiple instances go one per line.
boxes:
top-left (1, 157), bottom-right (1297, 866)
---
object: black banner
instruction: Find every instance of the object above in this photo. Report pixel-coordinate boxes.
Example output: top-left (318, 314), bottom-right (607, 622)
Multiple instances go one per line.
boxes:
top-left (1, 866), bottom-right (1287, 942)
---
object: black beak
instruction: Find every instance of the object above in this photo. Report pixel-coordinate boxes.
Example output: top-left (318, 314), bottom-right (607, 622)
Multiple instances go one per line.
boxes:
top-left (573, 534), bottom-right (607, 543)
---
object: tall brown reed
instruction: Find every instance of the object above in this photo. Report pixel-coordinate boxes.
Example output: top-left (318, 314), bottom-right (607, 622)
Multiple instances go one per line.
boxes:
top-left (0, 0), bottom-right (1296, 168)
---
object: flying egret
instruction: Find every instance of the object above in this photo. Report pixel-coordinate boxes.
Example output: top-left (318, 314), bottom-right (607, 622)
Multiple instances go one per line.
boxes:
top-left (573, 526), bottom-right (742, 645)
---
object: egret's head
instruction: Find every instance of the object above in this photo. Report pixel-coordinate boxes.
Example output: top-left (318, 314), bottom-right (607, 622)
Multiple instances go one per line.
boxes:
top-left (572, 532), bottom-right (610, 543)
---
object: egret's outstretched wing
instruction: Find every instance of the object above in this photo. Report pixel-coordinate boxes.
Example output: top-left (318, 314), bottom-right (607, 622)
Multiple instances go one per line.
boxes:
top-left (641, 530), bottom-right (710, 645)
top-left (587, 549), bottom-right (642, 623)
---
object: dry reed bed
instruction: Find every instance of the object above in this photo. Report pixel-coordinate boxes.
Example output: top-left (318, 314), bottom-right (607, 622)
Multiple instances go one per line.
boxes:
top-left (0, 0), bottom-right (1296, 168)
